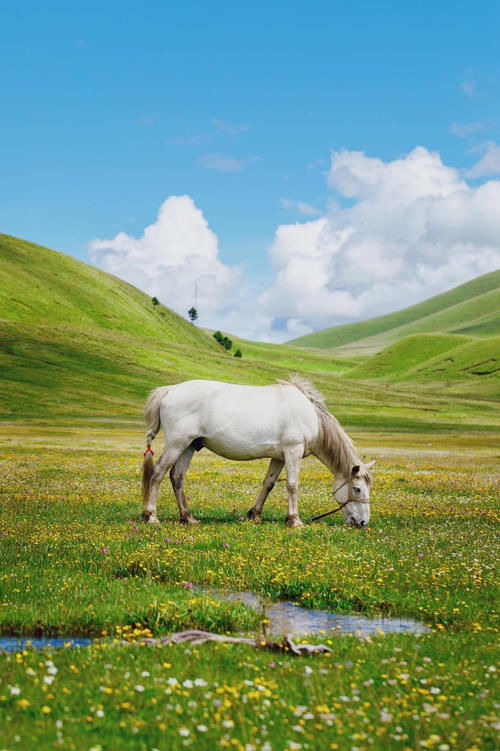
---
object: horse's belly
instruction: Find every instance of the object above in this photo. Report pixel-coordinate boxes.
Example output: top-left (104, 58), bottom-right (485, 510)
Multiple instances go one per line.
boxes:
top-left (202, 435), bottom-right (284, 461)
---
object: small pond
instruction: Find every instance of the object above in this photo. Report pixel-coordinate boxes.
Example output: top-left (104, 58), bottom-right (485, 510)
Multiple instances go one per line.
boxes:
top-left (196, 588), bottom-right (430, 637)
top-left (0, 636), bottom-right (93, 654)
top-left (0, 590), bottom-right (429, 653)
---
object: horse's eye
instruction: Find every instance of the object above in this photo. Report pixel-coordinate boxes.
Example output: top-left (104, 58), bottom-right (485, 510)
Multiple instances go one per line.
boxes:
top-left (353, 486), bottom-right (361, 493)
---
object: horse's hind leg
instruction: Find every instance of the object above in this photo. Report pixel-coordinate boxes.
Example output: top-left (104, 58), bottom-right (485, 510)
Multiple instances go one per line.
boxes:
top-left (142, 444), bottom-right (188, 524)
top-left (170, 445), bottom-right (199, 524)
top-left (247, 458), bottom-right (284, 522)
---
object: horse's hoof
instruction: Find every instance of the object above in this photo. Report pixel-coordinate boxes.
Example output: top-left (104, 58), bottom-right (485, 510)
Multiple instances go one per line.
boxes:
top-left (180, 516), bottom-right (200, 525)
top-left (247, 509), bottom-right (262, 523)
top-left (285, 516), bottom-right (304, 528)
top-left (148, 517), bottom-right (161, 525)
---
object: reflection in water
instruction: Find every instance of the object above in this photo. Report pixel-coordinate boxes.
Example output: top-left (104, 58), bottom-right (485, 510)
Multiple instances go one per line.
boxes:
top-left (0, 592), bottom-right (429, 653)
top-left (197, 588), bottom-right (429, 636)
top-left (0, 636), bottom-right (92, 653)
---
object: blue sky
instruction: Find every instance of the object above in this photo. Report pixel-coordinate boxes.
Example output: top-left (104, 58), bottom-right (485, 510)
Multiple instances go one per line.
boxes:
top-left (1, 1), bottom-right (499, 340)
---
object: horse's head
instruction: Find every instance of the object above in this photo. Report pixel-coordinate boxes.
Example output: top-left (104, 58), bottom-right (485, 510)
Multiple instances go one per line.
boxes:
top-left (334, 460), bottom-right (376, 528)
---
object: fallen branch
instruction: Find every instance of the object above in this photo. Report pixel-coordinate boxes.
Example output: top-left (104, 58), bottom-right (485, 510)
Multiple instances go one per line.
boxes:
top-left (138, 630), bottom-right (332, 656)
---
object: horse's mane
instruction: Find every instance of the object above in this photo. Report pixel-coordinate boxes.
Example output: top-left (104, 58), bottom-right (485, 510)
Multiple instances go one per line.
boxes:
top-left (279, 376), bottom-right (372, 484)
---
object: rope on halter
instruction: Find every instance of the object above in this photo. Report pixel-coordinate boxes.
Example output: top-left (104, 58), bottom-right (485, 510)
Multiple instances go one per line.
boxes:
top-left (310, 477), bottom-right (369, 523)
top-left (143, 447), bottom-right (154, 457)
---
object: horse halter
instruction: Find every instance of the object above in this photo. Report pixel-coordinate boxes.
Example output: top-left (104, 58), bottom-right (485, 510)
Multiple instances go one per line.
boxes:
top-left (310, 477), bottom-right (370, 523)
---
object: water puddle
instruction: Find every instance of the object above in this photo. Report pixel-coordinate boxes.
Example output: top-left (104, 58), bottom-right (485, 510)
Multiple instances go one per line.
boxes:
top-left (0, 592), bottom-right (429, 653)
top-left (0, 636), bottom-right (92, 653)
top-left (197, 588), bottom-right (429, 636)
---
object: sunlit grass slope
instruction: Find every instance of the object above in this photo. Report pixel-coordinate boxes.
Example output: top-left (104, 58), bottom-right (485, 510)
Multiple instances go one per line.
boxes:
top-left (0, 234), bottom-right (498, 431)
top-left (348, 333), bottom-right (500, 399)
top-left (349, 333), bottom-right (471, 380)
top-left (289, 269), bottom-right (500, 353)
top-left (0, 234), bottom-right (384, 425)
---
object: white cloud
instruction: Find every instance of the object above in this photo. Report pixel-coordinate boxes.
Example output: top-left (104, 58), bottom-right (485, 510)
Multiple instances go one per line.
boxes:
top-left (88, 148), bottom-right (500, 344)
top-left (199, 152), bottom-right (259, 172)
top-left (281, 198), bottom-right (321, 217)
top-left (88, 195), bottom-right (241, 322)
top-left (212, 118), bottom-right (249, 136)
top-left (259, 146), bottom-right (500, 336)
top-left (461, 75), bottom-right (476, 96)
top-left (169, 134), bottom-right (209, 146)
top-left (450, 120), bottom-right (488, 139)
top-left (465, 141), bottom-right (500, 178)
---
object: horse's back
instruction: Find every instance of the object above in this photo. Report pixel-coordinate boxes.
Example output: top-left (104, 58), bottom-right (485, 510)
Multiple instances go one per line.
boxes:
top-left (158, 380), bottom-right (318, 460)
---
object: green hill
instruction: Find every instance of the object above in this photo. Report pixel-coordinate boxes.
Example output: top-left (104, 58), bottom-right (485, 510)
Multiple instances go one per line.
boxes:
top-left (0, 235), bottom-right (371, 425)
top-left (348, 334), bottom-right (472, 380)
top-left (0, 234), bottom-right (498, 433)
top-left (289, 270), bottom-right (500, 353)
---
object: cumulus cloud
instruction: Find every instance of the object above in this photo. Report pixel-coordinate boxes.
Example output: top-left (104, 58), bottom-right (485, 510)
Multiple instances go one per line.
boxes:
top-left (259, 146), bottom-right (500, 336)
top-left (88, 148), bottom-right (500, 344)
top-left (88, 195), bottom-right (241, 323)
top-left (465, 141), bottom-right (500, 178)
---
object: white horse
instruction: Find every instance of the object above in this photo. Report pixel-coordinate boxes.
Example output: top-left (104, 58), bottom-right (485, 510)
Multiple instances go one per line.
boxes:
top-left (141, 377), bottom-right (375, 528)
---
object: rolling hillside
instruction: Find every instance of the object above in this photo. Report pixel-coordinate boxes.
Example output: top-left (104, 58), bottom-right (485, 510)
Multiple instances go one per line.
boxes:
top-left (0, 234), bottom-right (385, 427)
top-left (348, 332), bottom-right (499, 394)
top-left (289, 270), bottom-right (500, 354)
top-left (0, 234), bottom-right (498, 432)
top-left (348, 334), bottom-right (471, 380)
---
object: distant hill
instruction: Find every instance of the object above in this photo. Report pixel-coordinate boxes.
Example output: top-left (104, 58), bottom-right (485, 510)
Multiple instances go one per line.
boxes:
top-left (348, 334), bottom-right (471, 380)
top-left (289, 270), bottom-right (500, 354)
top-left (347, 333), bottom-right (500, 400)
top-left (0, 234), bottom-right (370, 425)
top-left (0, 234), bottom-right (498, 432)
top-left (0, 234), bottom-right (222, 421)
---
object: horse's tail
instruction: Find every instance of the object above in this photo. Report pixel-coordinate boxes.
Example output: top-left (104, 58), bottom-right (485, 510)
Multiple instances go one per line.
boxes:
top-left (142, 386), bottom-right (169, 506)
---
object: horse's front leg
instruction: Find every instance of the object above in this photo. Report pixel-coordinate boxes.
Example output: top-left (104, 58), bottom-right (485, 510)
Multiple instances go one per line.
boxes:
top-left (284, 445), bottom-right (304, 528)
top-left (247, 458), bottom-right (284, 522)
top-left (170, 445), bottom-right (199, 524)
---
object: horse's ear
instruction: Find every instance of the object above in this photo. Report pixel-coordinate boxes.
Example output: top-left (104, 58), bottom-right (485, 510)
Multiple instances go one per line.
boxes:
top-left (365, 460), bottom-right (376, 469)
top-left (351, 465), bottom-right (360, 476)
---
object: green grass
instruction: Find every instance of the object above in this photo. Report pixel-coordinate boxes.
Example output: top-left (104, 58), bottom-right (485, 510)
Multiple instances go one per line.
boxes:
top-left (333, 287), bottom-right (500, 357)
top-left (289, 268), bottom-right (500, 352)
top-left (1, 235), bottom-right (499, 434)
top-left (348, 334), bottom-right (472, 380)
top-left (0, 429), bottom-right (498, 750)
top-left (1, 233), bottom-right (499, 750)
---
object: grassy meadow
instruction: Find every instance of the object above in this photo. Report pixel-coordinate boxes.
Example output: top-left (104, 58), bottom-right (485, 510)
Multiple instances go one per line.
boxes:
top-left (0, 234), bottom-right (499, 750)
top-left (1, 428), bottom-right (498, 750)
